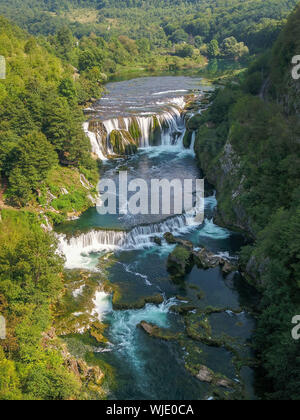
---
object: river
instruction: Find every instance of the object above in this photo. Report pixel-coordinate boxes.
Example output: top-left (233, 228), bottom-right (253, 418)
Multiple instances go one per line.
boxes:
top-left (57, 75), bottom-right (257, 400)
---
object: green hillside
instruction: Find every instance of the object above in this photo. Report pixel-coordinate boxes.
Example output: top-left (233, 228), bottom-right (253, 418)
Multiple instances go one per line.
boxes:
top-left (0, 0), bottom-right (298, 53)
top-left (192, 3), bottom-right (300, 400)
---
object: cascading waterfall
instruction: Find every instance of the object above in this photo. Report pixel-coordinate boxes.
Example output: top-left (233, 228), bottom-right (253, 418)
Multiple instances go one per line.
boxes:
top-left (190, 131), bottom-right (196, 152)
top-left (83, 122), bottom-right (108, 161)
top-left (85, 103), bottom-right (186, 159)
top-left (58, 213), bottom-right (201, 269)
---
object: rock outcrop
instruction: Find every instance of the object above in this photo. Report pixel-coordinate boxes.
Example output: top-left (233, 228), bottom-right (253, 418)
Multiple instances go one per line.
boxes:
top-left (193, 248), bottom-right (236, 274)
top-left (195, 365), bottom-right (233, 389)
top-left (166, 239), bottom-right (236, 280)
top-left (164, 232), bottom-right (193, 250)
top-left (110, 129), bottom-right (138, 155)
top-left (167, 245), bottom-right (195, 279)
top-left (42, 328), bottom-right (106, 398)
top-left (138, 321), bottom-right (179, 341)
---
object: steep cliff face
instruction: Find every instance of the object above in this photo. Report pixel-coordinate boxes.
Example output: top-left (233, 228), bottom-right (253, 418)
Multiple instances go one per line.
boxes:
top-left (195, 129), bottom-right (255, 237)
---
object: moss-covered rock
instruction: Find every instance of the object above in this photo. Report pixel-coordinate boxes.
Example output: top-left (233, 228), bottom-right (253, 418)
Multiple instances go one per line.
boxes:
top-left (164, 232), bottom-right (178, 244)
top-left (187, 114), bottom-right (203, 131)
top-left (129, 117), bottom-right (142, 143)
top-left (164, 232), bottom-right (193, 250)
top-left (112, 290), bottom-right (164, 310)
top-left (183, 130), bottom-right (193, 148)
top-left (138, 321), bottom-right (180, 341)
top-left (109, 130), bottom-right (138, 155)
top-left (188, 364), bottom-right (234, 389)
top-left (89, 321), bottom-right (108, 344)
top-left (170, 304), bottom-right (197, 314)
top-left (167, 245), bottom-right (194, 279)
top-left (149, 115), bottom-right (162, 146)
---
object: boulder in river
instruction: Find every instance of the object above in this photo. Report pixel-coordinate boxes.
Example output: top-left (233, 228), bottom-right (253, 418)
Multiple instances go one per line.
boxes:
top-left (167, 245), bottom-right (194, 279)
top-left (138, 321), bottom-right (179, 341)
top-left (195, 365), bottom-right (233, 389)
top-left (164, 232), bottom-right (193, 250)
top-left (164, 232), bottom-right (178, 244)
top-left (152, 236), bottom-right (162, 246)
top-left (193, 248), bottom-right (235, 273)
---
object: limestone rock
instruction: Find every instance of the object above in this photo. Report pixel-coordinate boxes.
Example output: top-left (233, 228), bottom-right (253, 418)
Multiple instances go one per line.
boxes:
top-left (164, 232), bottom-right (193, 250)
top-left (193, 248), bottom-right (221, 269)
top-left (152, 236), bottom-right (162, 246)
top-left (193, 248), bottom-right (235, 273)
top-left (196, 365), bottom-right (233, 389)
top-left (167, 245), bottom-right (194, 279)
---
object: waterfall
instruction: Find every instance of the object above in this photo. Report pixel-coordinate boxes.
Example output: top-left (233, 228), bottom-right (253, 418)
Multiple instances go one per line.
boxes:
top-left (58, 190), bottom-right (209, 270)
top-left (190, 131), bottom-right (196, 155)
top-left (83, 122), bottom-right (108, 161)
top-left (58, 214), bottom-right (200, 269)
top-left (85, 102), bottom-right (187, 160)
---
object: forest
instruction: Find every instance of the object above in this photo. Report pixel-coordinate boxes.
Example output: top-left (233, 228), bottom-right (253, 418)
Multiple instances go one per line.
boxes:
top-left (0, 0), bottom-right (298, 54)
top-left (192, 4), bottom-right (300, 399)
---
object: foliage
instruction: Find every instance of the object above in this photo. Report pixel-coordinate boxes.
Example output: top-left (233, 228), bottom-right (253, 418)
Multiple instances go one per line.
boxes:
top-left (0, 210), bottom-right (81, 400)
top-left (194, 5), bottom-right (300, 399)
top-left (0, 16), bottom-right (98, 208)
top-left (0, 0), bottom-right (297, 55)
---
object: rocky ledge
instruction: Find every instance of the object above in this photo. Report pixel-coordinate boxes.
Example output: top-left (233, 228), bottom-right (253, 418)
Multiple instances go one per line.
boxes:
top-left (194, 365), bottom-right (233, 389)
top-left (165, 231), bottom-right (236, 280)
top-left (138, 321), bottom-right (180, 341)
top-left (193, 248), bottom-right (236, 275)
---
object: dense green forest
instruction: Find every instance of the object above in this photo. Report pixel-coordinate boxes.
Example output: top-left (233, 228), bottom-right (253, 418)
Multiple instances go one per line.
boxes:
top-left (0, 16), bottom-right (103, 214)
top-left (0, 0), bottom-right (298, 54)
top-left (191, 4), bottom-right (300, 400)
top-left (0, 210), bottom-right (81, 399)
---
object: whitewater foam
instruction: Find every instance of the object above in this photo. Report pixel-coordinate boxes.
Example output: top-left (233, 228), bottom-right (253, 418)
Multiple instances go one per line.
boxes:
top-left (92, 290), bottom-right (112, 321)
top-left (198, 219), bottom-right (231, 240)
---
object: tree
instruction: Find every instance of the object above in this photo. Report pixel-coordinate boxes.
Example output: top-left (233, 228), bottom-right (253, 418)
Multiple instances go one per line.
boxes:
top-left (170, 29), bottom-right (189, 44)
top-left (175, 44), bottom-right (194, 58)
top-left (78, 50), bottom-right (97, 72)
top-left (0, 348), bottom-right (22, 400)
top-left (194, 36), bottom-right (203, 49)
top-left (7, 132), bottom-right (57, 205)
top-left (55, 26), bottom-right (74, 59)
top-left (58, 78), bottom-right (77, 103)
top-left (221, 37), bottom-right (249, 59)
top-left (207, 39), bottom-right (219, 57)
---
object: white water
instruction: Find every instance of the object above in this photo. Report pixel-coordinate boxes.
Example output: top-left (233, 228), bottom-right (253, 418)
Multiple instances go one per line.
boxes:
top-left (83, 122), bottom-right (108, 161)
top-left (108, 298), bottom-right (176, 371)
top-left (198, 218), bottom-right (231, 240)
top-left (57, 196), bottom-right (207, 271)
top-left (190, 131), bottom-right (196, 155)
top-left (92, 291), bottom-right (112, 321)
top-left (58, 193), bottom-right (216, 270)
top-left (102, 107), bottom-right (184, 148)
top-left (84, 102), bottom-right (186, 159)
